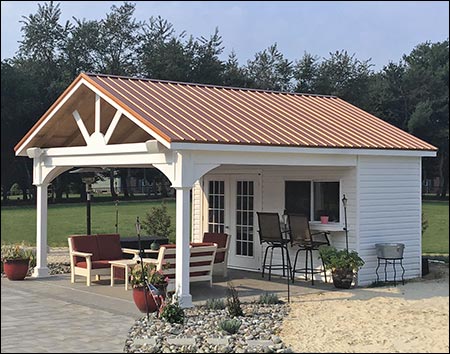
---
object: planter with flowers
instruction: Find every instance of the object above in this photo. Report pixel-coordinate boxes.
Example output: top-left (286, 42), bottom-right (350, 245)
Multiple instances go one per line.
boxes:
top-left (1, 244), bottom-right (34, 280)
top-left (130, 262), bottom-right (169, 313)
top-left (318, 245), bottom-right (365, 289)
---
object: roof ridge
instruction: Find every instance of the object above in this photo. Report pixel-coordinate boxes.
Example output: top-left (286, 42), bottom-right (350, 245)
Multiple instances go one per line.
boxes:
top-left (83, 72), bottom-right (337, 99)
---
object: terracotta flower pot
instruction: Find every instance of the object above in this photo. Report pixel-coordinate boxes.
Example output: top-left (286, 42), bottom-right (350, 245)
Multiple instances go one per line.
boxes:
top-left (320, 215), bottom-right (329, 224)
top-left (3, 259), bottom-right (30, 280)
top-left (132, 286), bottom-right (163, 313)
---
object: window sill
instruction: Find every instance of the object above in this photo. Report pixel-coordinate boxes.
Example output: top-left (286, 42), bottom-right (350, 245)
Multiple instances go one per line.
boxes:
top-left (309, 222), bottom-right (344, 232)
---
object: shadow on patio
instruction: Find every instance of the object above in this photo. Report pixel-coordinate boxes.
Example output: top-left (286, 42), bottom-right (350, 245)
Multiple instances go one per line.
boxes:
top-left (23, 268), bottom-right (336, 306)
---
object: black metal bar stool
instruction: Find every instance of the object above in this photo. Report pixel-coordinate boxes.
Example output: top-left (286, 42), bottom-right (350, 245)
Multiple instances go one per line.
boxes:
top-left (257, 212), bottom-right (292, 281)
top-left (287, 213), bottom-right (330, 285)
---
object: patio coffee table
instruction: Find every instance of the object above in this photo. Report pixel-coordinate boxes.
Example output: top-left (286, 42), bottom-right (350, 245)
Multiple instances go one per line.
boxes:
top-left (109, 259), bottom-right (138, 290)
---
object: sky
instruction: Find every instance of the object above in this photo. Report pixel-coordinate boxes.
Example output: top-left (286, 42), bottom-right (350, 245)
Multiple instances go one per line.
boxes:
top-left (1, 1), bottom-right (449, 71)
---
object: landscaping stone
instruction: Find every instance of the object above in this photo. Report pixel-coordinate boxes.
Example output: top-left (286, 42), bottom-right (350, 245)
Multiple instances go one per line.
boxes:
top-left (124, 303), bottom-right (293, 353)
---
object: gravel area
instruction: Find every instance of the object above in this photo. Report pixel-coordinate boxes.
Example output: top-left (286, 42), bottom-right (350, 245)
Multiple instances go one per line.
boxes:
top-left (124, 303), bottom-right (293, 353)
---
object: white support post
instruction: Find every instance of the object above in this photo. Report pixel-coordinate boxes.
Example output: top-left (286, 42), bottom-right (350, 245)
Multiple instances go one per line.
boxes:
top-left (175, 186), bottom-right (193, 308)
top-left (33, 183), bottom-right (50, 277)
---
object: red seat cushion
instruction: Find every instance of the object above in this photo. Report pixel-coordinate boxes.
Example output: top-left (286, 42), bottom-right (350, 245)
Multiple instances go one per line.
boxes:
top-left (76, 260), bottom-right (111, 269)
top-left (70, 235), bottom-right (100, 265)
top-left (202, 233), bottom-right (228, 263)
top-left (96, 234), bottom-right (123, 260)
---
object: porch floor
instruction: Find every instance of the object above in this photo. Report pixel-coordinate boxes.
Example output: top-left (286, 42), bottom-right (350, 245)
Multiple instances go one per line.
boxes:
top-left (48, 268), bottom-right (336, 305)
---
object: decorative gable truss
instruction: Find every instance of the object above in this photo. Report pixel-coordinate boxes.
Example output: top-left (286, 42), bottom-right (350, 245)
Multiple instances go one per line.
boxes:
top-left (72, 94), bottom-right (124, 148)
top-left (15, 76), bottom-right (169, 158)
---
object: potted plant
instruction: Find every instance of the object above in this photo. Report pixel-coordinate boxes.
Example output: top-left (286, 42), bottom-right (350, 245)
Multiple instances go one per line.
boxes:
top-left (318, 245), bottom-right (365, 289)
top-left (317, 209), bottom-right (330, 223)
top-left (1, 244), bottom-right (32, 280)
top-left (320, 214), bottom-right (329, 224)
top-left (130, 262), bottom-right (169, 313)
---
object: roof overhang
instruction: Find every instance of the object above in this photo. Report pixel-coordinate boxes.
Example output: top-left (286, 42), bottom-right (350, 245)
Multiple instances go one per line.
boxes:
top-left (170, 142), bottom-right (437, 158)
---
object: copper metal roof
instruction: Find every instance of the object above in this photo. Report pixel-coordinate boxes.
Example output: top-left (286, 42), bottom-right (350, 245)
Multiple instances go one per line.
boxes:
top-left (15, 73), bottom-right (437, 152)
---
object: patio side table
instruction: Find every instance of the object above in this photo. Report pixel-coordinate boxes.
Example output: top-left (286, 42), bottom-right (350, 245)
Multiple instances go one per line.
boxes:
top-left (109, 259), bottom-right (137, 290)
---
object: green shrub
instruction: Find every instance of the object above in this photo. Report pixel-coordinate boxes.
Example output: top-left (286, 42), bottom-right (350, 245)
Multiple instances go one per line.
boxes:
top-left (142, 202), bottom-right (173, 238)
top-left (159, 296), bottom-right (185, 324)
top-left (226, 283), bottom-right (244, 317)
top-left (205, 298), bottom-right (226, 310)
top-left (218, 318), bottom-right (242, 334)
top-left (257, 292), bottom-right (281, 304)
top-left (318, 245), bottom-right (365, 272)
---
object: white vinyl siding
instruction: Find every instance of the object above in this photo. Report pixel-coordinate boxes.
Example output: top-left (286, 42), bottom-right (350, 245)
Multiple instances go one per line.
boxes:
top-left (356, 156), bottom-right (422, 286)
top-left (191, 180), bottom-right (203, 243)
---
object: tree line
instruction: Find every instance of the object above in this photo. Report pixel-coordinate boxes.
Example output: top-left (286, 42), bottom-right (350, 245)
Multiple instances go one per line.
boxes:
top-left (1, 1), bottom-right (448, 202)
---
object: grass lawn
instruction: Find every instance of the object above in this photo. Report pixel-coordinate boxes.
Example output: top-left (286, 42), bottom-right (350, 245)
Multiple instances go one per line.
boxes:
top-left (1, 199), bottom-right (176, 247)
top-left (422, 200), bottom-right (449, 254)
top-left (1, 199), bottom-right (448, 254)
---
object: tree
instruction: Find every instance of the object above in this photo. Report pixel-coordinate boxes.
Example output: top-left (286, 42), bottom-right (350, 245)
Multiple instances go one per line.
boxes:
top-left (142, 202), bottom-right (173, 238)
top-left (366, 62), bottom-right (409, 129)
top-left (403, 40), bottom-right (449, 198)
top-left (138, 16), bottom-right (192, 81)
top-left (94, 2), bottom-right (141, 76)
top-left (222, 51), bottom-right (252, 88)
top-left (293, 52), bottom-right (320, 93)
top-left (63, 18), bottom-right (102, 77)
top-left (246, 43), bottom-right (293, 91)
top-left (313, 50), bottom-right (373, 108)
top-left (18, 1), bottom-right (70, 65)
top-left (189, 27), bottom-right (225, 85)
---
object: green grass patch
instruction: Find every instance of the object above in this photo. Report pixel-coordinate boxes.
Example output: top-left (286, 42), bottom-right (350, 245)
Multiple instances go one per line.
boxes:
top-left (1, 199), bottom-right (176, 246)
top-left (422, 200), bottom-right (449, 254)
top-left (1, 199), bottom-right (448, 254)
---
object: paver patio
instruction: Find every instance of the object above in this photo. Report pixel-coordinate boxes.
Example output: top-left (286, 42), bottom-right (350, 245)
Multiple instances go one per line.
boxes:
top-left (1, 269), bottom-right (334, 353)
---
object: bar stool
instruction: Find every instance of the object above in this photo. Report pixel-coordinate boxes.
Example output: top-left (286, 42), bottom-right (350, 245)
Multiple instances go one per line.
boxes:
top-left (287, 213), bottom-right (330, 285)
top-left (256, 212), bottom-right (292, 281)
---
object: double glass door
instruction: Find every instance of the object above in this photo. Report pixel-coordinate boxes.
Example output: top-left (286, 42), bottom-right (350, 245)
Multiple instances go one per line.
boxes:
top-left (205, 175), bottom-right (260, 270)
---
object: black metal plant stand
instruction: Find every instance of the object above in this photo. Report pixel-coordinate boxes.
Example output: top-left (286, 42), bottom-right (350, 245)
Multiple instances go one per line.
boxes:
top-left (375, 257), bottom-right (405, 286)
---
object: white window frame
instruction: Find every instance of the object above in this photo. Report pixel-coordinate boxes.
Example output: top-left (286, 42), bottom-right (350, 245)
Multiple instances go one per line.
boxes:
top-left (284, 179), bottom-right (343, 223)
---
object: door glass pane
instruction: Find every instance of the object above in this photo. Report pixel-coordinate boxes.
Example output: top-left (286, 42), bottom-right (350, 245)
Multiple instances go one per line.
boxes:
top-left (208, 181), bottom-right (225, 233)
top-left (313, 182), bottom-right (340, 222)
top-left (236, 181), bottom-right (254, 257)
